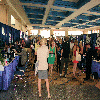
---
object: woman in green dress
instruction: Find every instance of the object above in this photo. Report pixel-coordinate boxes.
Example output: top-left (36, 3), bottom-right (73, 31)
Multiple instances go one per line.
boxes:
top-left (48, 40), bottom-right (56, 75)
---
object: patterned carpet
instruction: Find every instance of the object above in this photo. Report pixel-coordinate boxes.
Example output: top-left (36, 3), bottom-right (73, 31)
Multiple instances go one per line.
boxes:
top-left (0, 62), bottom-right (100, 100)
top-left (0, 82), bottom-right (100, 100)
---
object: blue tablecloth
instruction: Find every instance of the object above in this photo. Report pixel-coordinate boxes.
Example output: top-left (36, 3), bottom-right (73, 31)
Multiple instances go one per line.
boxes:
top-left (91, 60), bottom-right (100, 78)
top-left (0, 56), bottom-right (19, 90)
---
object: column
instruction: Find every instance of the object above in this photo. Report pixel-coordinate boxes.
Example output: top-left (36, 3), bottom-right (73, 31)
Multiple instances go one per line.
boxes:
top-left (83, 30), bottom-right (88, 34)
top-left (65, 30), bottom-right (68, 36)
top-left (50, 30), bottom-right (53, 37)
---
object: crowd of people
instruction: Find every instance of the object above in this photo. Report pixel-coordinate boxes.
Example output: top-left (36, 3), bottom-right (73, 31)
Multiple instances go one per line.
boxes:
top-left (1, 35), bottom-right (98, 98)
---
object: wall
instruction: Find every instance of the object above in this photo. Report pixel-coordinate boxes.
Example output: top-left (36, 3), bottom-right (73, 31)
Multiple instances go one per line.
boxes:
top-left (0, 5), bottom-right (26, 33)
top-left (15, 19), bottom-right (21, 30)
top-left (0, 5), bottom-right (8, 25)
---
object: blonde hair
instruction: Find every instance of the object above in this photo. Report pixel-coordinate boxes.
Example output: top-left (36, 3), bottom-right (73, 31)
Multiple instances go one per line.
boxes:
top-left (40, 38), bottom-right (46, 45)
top-left (79, 41), bottom-right (82, 47)
top-left (74, 40), bottom-right (78, 45)
top-left (59, 38), bottom-right (62, 44)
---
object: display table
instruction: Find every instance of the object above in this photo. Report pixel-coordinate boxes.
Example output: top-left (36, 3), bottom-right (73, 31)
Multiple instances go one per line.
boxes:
top-left (0, 56), bottom-right (19, 90)
top-left (91, 60), bottom-right (100, 78)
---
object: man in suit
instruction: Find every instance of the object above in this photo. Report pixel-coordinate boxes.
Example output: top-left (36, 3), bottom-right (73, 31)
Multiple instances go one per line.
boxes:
top-left (84, 43), bottom-right (93, 81)
top-left (60, 36), bottom-right (70, 78)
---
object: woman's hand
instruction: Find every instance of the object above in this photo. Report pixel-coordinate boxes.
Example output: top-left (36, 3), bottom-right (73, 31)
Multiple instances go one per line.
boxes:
top-left (49, 51), bottom-right (53, 53)
top-left (50, 51), bottom-right (53, 53)
top-left (35, 52), bottom-right (37, 55)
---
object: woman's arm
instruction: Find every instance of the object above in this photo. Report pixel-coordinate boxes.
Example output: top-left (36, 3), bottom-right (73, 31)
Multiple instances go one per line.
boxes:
top-left (61, 49), bottom-right (63, 57)
top-left (72, 46), bottom-right (75, 61)
top-left (73, 46), bottom-right (75, 57)
top-left (81, 46), bottom-right (83, 54)
top-left (49, 46), bottom-right (53, 53)
top-left (37, 49), bottom-right (39, 61)
top-left (55, 47), bottom-right (57, 58)
top-left (77, 47), bottom-right (79, 54)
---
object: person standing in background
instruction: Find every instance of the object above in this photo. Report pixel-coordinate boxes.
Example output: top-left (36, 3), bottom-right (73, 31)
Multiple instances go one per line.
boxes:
top-left (60, 36), bottom-right (70, 78)
top-left (69, 40), bottom-right (74, 61)
top-left (57, 38), bottom-right (62, 73)
top-left (48, 40), bottom-right (56, 76)
top-left (35, 39), bottom-right (40, 63)
top-left (15, 41), bottom-right (19, 50)
top-left (77, 41), bottom-right (83, 76)
top-left (37, 38), bottom-right (51, 98)
top-left (72, 40), bottom-right (79, 77)
top-left (18, 44), bottom-right (27, 66)
top-left (84, 43), bottom-right (93, 81)
top-left (25, 36), bottom-right (32, 64)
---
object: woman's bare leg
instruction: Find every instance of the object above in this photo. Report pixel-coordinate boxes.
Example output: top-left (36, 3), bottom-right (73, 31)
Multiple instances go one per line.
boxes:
top-left (45, 79), bottom-right (51, 98)
top-left (38, 78), bottom-right (41, 96)
top-left (51, 64), bottom-right (53, 75)
top-left (73, 63), bottom-right (75, 76)
top-left (49, 64), bottom-right (51, 74)
top-left (74, 63), bottom-right (77, 76)
top-left (75, 63), bottom-right (77, 72)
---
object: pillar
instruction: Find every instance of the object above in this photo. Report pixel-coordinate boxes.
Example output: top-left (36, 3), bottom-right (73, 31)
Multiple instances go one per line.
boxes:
top-left (50, 30), bottom-right (53, 37)
top-left (65, 30), bottom-right (68, 36)
top-left (83, 30), bottom-right (88, 34)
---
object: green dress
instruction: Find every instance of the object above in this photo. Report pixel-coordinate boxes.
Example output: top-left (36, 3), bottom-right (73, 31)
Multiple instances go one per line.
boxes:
top-left (48, 46), bottom-right (55, 64)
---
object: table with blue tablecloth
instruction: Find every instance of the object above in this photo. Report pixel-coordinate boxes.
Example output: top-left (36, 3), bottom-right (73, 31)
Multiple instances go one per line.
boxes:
top-left (91, 60), bottom-right (100, 78)
top-left (0, 56), bottom-right (19, 90)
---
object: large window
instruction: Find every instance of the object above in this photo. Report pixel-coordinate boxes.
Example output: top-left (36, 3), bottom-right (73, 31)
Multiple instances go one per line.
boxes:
top-left (88, 31), bottom-right (91, 34)
top-left (92, 30), bottom-right (99, 33)
top-left (31, 30), bottom-right (38, 35)
top-left (40, 30), bottom-right (50, 38)
top-left (53, 31), bottom-right (65, 38)
top-left (68, 31), bottom-right (83, 35)
top-left (11, 15), bottom-right (15, 25)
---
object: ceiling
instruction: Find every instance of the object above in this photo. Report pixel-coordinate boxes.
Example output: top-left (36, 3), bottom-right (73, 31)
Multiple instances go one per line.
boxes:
top-left (4, 0), bottom-right (100, 30)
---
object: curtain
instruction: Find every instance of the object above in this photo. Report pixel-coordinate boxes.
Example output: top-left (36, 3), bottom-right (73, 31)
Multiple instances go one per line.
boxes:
top-left (16, 30), bottom-right (20, 42)
top-left (2, 23), bottom-right (6, 46)
top-left (11, 27), bottom-right (14, 44)
top-left (0, 22), bottom-right (2, 47)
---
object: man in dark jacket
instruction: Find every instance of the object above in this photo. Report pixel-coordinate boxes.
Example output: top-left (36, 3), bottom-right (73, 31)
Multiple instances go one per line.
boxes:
top-left (25, 36), bottom-right (31, 48)
top-left (60, 36), bottom-right (70, 78)
top-left (84, 43), bottom-right (93, 81)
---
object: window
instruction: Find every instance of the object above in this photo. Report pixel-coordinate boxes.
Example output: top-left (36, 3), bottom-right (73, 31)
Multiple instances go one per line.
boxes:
top-left (31, 30), bottom-right (38, 35)
top-left (92, 30), bottom-right (99, 33)
top-left (88, 31), bottom-right (91, 34)
top-left (53, 31), bottom-right (65, 38)
top-left (68, 31), bottom-right (83, 35)
top-left (40, 30), bottom-right (50, 38)
top-left (11, 15), bottom-right (15, 25)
